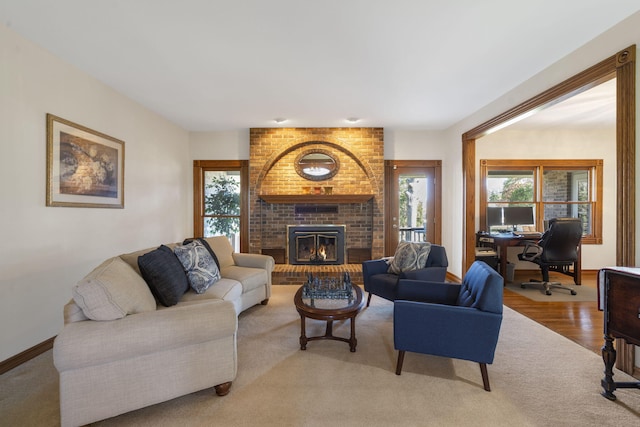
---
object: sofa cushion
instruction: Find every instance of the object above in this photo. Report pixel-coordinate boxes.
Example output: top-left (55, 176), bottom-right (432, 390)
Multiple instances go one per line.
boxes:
top-left (203, 236), bottom-right (235, 269)
top-left (72, 257), bottom-right (156, 320)
top-left (138, 245), bottom-right (189, 307)
top-left (456, 261), bottom-right (504, 313)
top-left (174, 240), bottom-right (221, 294)
top-left (63, 300), bottom-right (89, 324)
top-left (388, 242), bottom-right (432, 274)
top-left (180, 278), bottom-right (243, 304)
top-left (222, 265), bottom-right (269, 293)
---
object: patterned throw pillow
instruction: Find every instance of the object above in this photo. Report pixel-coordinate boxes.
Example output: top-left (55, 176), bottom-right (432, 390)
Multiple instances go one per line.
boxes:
top-left (387, 241), bottom-right (432, 275)
top-left (182, 237), bottom-right (221, 271)
top-left (174, 240), bottom-right (221, 294)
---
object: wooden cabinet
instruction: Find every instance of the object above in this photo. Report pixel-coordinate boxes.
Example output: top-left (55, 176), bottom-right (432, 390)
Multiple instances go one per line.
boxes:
top-left (600, 267), bottom-right (640, 400)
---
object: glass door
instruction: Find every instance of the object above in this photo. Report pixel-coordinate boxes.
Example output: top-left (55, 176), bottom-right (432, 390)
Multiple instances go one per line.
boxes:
top-left (385, 161), bottom-right (441, 255)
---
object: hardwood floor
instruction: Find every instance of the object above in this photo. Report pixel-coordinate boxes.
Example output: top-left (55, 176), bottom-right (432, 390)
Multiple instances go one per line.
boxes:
top-left (505, 270), bottom-right (603, 355)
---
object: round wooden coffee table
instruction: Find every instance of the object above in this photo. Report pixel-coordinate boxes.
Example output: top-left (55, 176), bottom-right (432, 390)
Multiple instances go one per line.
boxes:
top-left (293, 284), bottom-right (364, 352)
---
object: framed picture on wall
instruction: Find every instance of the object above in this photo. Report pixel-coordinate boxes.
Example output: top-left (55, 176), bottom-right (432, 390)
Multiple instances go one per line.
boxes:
top-left (46, 114), bottom-right (125, 208)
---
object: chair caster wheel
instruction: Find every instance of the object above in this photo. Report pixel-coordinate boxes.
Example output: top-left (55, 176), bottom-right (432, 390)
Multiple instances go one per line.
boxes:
top-left (571, 290), bottom-right (577, 295)
top-left (545, 290), bottom-right (552, 295)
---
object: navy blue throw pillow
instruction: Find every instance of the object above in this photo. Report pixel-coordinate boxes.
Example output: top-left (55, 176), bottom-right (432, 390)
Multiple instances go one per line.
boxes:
top-left (138, 245), bottom-right (189, 307)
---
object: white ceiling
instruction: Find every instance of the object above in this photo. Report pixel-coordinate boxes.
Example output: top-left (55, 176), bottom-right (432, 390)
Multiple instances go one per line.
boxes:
top-left (507, 78), bottom-right (617, 130)
top-left (1, 1), bottom-right (637, 131)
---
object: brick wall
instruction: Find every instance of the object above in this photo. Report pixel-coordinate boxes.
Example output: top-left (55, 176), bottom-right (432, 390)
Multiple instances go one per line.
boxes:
top-left (543, 170), bottom-right (572, 218)
top-left (249, 128), bottom-right (384, 262)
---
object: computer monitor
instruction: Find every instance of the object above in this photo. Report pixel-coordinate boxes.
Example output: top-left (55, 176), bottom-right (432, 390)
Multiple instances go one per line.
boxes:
top-left (503, 206), bottom-right (534, 229)
top-left (487, 207), bottom-right (504, 227)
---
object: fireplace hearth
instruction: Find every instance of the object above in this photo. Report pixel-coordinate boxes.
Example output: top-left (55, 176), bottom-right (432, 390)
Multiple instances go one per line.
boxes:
top-left (287, 225), bottom-right (345, 265)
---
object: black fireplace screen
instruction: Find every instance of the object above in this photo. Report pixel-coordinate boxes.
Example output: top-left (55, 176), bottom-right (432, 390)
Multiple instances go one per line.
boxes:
top-left (287, 225), bottom-right (345, 265)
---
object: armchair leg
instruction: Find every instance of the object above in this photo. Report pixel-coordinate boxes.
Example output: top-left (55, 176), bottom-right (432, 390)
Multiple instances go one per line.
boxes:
top-left (396, 351), bottom-right (405, 375)
top-left (366, 293), bottom-right (372, 307)
top-left (479, 363), bottom-right (491, 391)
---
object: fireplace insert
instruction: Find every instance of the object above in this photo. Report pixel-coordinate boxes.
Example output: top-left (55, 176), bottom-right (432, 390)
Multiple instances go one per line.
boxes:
top-left (287, 225), bottom-right (345, 265)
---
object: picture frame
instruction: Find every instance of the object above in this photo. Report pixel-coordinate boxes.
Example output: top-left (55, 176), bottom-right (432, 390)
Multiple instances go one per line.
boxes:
top-left (46, 114), bottom-right (125, 208)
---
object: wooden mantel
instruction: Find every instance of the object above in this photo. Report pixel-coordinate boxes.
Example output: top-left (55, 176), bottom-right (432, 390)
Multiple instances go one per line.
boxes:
top-left (259, 194), bottom-right (374, 204)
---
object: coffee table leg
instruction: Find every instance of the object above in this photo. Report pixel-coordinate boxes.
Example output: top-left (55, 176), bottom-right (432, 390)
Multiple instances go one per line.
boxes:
top-left (325, 320), bottom-right (333, 337)
top-left (299, 314), bottom-right (307, 350)
top-left (349, 316), bottom-right (357, 352)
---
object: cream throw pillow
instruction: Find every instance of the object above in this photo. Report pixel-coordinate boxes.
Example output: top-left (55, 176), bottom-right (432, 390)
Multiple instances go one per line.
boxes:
top-left (387, 241), bottom-right (432, 275)
top-left (72, 257), bottom-right (157, 321)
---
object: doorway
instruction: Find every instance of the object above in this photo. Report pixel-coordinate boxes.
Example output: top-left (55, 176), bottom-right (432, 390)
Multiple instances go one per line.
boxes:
top-left (384, 160), bottom-right (442, 255)
top-left (462, 45), bottom-right (635, 372)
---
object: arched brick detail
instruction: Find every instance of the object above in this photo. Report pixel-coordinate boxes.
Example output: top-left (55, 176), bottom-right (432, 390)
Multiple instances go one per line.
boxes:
top-left (255, 138), bottom-right (380, 195)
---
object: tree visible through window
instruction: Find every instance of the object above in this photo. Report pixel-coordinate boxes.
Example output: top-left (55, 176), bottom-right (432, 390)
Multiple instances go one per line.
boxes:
top-left (489, 176), bottom-right (533, 203)
top-left (204, 172), bottom-right (240, 239)
top-left (193, 160), bottom-right (248, 252)
top-left (398, 175), bottom-right (427, 241)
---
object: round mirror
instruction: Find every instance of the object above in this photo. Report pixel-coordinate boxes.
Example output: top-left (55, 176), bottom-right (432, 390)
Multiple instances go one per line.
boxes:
top-left (295, 149), bottom-right (339, 181)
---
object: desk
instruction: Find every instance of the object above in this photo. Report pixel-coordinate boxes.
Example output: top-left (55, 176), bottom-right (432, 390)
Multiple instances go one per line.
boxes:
top-left (491, 233), bottom-right (581, 285)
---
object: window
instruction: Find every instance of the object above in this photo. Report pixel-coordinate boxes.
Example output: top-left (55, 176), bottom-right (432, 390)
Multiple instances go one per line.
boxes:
top-left (193, 160), bottom-right (248, 251)
top-left (480, 159), bottom-right (602, 244)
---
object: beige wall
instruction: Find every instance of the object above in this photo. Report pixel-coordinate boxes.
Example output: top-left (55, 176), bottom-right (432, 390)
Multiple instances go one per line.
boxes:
top-left (0, 24), bottom-right (192, 361)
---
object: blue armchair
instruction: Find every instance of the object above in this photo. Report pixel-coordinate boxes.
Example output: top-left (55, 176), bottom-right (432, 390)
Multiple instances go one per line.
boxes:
top-left (362, 244), bottom-right (448, 307)
top-left (393, 261), bottom-right (504, 391)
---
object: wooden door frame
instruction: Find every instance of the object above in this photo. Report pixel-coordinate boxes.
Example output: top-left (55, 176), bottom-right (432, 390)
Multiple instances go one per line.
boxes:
top-left (385, 160), bottom-right (442, 255)
top-left (193, 160), bottom-right (249, 252)
top-left (462, 45), bottom-right (636, 372)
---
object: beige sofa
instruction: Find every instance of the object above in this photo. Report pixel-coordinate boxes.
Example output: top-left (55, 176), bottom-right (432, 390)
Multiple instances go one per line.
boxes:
top-left (53, 236), bottom-right (274, 427)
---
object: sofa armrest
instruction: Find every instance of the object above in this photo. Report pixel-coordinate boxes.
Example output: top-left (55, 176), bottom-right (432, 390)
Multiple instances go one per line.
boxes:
top-left (54, 299), bottom-right (237, 372)
top-left (401, 266), bottom-right (448, 282)
top-left (232, 253), bottom-right (275, 273)
top-left (396, 280), bottom-right (460, 305)
top-left (362, 259), bottom-right (390, 280)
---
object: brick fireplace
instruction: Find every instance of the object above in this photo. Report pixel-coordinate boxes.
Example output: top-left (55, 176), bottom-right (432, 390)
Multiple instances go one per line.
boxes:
top-left (249, 128), bottom-right (384, 282)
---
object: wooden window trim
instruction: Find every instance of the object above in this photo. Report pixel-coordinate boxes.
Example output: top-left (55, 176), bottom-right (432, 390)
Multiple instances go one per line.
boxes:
top-left (479, 159), bottom-right (603, 244)
top-left (193, 160), bottom-right (249, 251)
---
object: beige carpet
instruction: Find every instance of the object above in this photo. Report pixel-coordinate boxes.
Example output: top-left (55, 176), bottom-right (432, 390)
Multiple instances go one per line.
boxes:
top-left (2, 285), bottom-right (640, 426)
top-left (505, 282), bottom-right (598, 302)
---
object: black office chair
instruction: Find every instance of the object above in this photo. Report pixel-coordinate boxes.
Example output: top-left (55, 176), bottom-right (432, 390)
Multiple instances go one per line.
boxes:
top-left (517, 217), bottom-right (582, 296)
